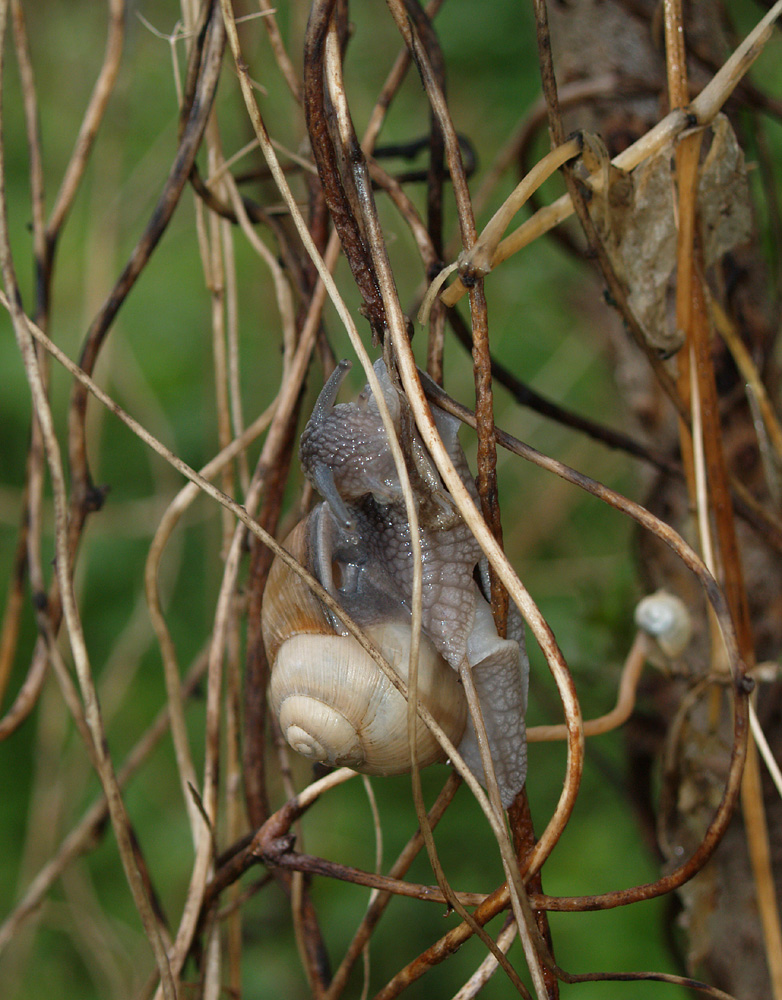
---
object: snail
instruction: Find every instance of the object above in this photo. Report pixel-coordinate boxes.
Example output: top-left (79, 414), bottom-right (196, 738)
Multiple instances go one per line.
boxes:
top-left (262, 512), bottom-right (469, 774)
top-left (261, 360), bottom-right (528, 806)
top-left (634, 589), bottom-right (693, 659)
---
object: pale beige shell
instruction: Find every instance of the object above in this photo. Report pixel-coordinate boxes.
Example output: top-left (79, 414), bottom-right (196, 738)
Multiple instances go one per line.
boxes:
top-left (634, 589), bottom-right (693, 658)
top-left (261, 517), bottom-right (468, 775)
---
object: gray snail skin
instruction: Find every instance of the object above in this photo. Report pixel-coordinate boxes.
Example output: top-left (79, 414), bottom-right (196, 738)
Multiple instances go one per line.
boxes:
top-left (261, 359), bottom-right (528, 807)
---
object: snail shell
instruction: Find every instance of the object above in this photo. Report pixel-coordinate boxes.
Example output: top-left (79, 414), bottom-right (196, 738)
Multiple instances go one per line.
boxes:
top-left (634, 589), bottom-right (692, 658)
top-left (261, 517), bottom-right (469, 775)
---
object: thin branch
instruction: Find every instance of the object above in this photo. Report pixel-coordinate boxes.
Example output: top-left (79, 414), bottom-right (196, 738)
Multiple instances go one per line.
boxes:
top-left (0, 5), bottom-right (175, 992)
top-left (324, 774), bottom-right (462, 1000)
top-left (46, 0), bottom-right (125, 240)
top-left (0, 653), bottom-right (209, 954)
top-left (528, 632), bottom-right (648, 742)
top-left (69, 1), bottom-right (225, 534)
top-left (446, 307), bottom-right (680, 475)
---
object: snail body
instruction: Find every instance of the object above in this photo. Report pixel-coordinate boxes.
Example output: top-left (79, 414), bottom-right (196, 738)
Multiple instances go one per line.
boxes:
top-left (262, 360), bottom-right (529, 805)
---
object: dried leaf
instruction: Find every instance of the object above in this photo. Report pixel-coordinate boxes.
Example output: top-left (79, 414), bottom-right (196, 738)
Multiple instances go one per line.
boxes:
top-left (589, 144), bottom-right (680, 355)
top-left (698, 113), bottom-right (753, 267)
top-left (587, 115), bottom-right (752, 356)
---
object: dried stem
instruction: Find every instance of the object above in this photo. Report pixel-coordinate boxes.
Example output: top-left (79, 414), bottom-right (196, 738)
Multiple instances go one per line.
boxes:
top-left (0, 649), bottom-right (208, 954)
top-left (3, 2), bottom-right (778, 996)
top-left (663, 2), bottom-right (782, 993)
top-left (69, 1), bottom-right (225, 541)
top-left (0, 7), bottom-right (175, 994)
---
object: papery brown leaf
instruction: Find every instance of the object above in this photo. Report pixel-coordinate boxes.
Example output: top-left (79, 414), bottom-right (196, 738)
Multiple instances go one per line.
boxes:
top-left (588, 115), bottom-right (752, 357)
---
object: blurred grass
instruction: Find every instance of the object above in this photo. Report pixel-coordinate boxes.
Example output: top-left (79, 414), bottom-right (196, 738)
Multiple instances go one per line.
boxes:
top-left (0, 0), bottom-right (758, 997)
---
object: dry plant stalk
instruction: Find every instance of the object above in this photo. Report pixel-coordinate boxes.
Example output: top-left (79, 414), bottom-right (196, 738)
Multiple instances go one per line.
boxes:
top-left (0, 1), bottom-right (779, 999)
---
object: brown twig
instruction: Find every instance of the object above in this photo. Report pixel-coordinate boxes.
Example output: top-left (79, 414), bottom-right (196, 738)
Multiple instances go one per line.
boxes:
top-left (303, 0), bottom-right (387, 339)
top-left (68, 1), bottom-right (225, 545)
top-left (0, 6), bottom-right (175, 992)
top-left (387, 0), bottom-right (510, 635)
top-left (46, 0), bottom-right (125, 243)
top-left (1, 0), bottom-right (51, 738)
top-left (0, 524), bottom-right (29, 713)
top-left (528, 632), bottom-right (648, 743)
top-left (315, 11), bottom-right (533, 993)
top-left (426, 381), bottom-right (751, 898)
top-left (260, 847), bottom-right (488, 908)
top-left (370, 41), bottom-right (543, 994)
top-left (662, 3), bottom-right (782, 993)
top-left (256, 0), bottom-right (303, 103)
top-left (323, 773), bottom-right (462, 1000)
top-left (372, 384), bottom-right (749, 995)
top-left (446, 307), bottom-right (680, 474)
top-left (0, 651), bottom-right (208, 954)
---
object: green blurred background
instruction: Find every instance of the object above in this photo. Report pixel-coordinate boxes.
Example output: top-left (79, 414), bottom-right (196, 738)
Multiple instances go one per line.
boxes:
top-left (2, 1), bottom-right (779, 997)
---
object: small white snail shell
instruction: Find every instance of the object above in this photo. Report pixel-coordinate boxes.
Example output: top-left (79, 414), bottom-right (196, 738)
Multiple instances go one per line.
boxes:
top-left (261, 517), bottom-right (468, 775)
top-left (634, 589), bottom-right (693, 658)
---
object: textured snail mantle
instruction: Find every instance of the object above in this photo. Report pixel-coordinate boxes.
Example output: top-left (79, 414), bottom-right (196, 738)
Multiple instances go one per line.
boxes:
top-left (261, 360), bottom-right (528, 807)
